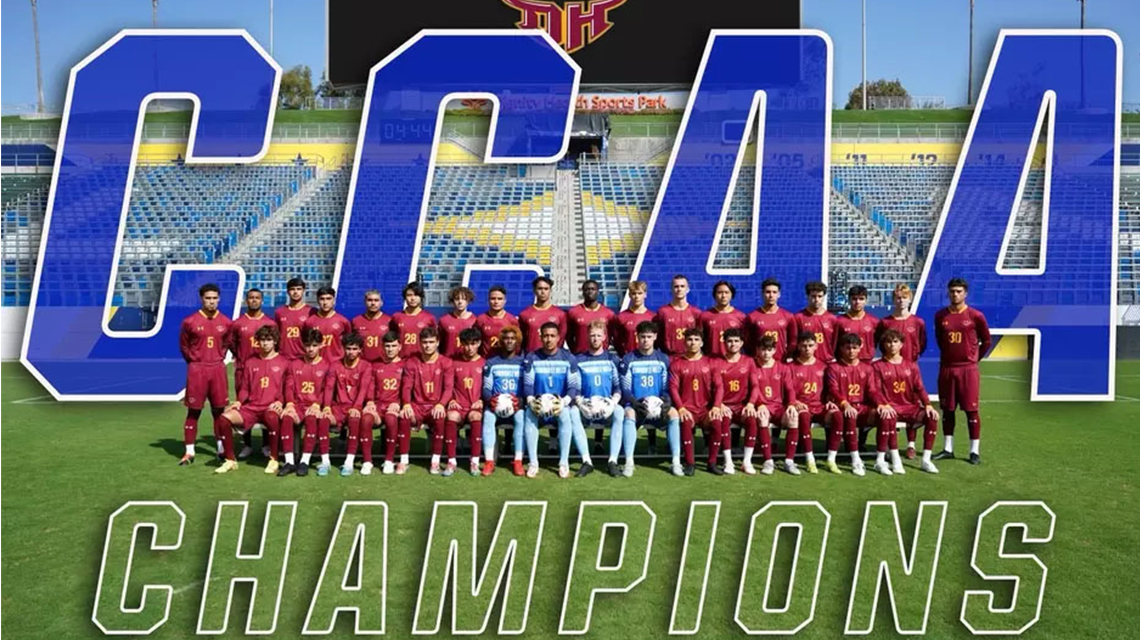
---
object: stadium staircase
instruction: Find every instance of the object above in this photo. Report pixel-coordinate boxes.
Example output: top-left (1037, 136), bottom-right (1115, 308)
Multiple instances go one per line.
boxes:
top-left (555, 169), bottom-right (581, 303)
top-left (569, 170), bottom-right (589, 293)
top-left (222, 165), bottom-right (335, 268)
top-left (828, 187), bottom-right (922, 304)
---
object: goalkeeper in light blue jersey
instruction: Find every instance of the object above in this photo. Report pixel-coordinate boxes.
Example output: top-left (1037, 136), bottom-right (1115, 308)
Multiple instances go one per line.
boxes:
top-left (571, 319), bottom-right (629, 477)
top-left (521, 322), bottom-right (593, 479)
top-left (481, 325), bottom-right (526, 477)
top-left (621, 320), bottom-right (683, 476)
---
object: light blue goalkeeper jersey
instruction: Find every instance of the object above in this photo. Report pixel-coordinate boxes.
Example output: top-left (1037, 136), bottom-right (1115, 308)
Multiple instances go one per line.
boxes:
top-left (482, 353), bottom-right (523, 400)
top-left (576, 351), bottom-right (621, 398)
top-left (621, 350), bottom-right (671, 406)
top-left (522, 348), bottom-right (581, 399)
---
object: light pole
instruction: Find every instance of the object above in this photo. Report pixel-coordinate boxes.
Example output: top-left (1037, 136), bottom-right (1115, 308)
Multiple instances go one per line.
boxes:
top-left (967, 0), bottom-right (975, 106)
top-left (1079, 0), bottom-right (1086, 28)
top-left (151, 0), bottom-right (158, 27)
top-left (30, 0), bottom-right (46, 114)
top-left (861, 0), bottom-right (867, 109)
top-left (269, 0), bottom-right (274, 56)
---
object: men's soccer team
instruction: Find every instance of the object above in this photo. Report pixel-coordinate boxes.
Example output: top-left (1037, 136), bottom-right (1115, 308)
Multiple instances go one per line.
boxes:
top-left (178, 274), bottom-right (991, 479)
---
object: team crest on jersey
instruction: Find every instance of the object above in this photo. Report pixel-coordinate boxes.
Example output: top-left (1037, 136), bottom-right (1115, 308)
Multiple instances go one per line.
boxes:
top-left (502, 0), bottom-right (628, 54)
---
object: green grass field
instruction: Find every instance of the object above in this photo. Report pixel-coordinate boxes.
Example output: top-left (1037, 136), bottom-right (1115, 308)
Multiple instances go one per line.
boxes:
top-left (2, 360), bottom-right (1138, 638)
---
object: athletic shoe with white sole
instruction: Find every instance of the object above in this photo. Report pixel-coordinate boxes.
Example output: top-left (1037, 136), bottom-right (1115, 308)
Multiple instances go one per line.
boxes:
top-left (805, 459), bottom-right (819, 474)
top-left (671, 462), bottom-right (685, 477)
top-left (264, 459), bottom-right (279, 475)
top-left (851, 460), bottom-right (866, 477)
top-left (526, 463), bottom-right (540, 478)
top-left (558, 464), bottom-right (570, 479)
top-left (237, 446), bottom-right (254, 460)
top-left (920, 459), bottom-right (940, 474)
top-left (622, 460), bottom-right (635, 477)
top-left (760, 460), bottom-right (775, 475)
top-left (214, 460), bottom-right (238, 474)
top-left (784, 460), bottom-right (801, 476)
top-left (825, 460), bottom-right (842, 474)
top-left (874, 461), bottom-right (893, 476)
top-left (741, 462), bottom-right (757, 476)
top-left (360, 462), bottom-right (374, 476)
top-left (340, 464), bottom-right (354, 477)
top-left (723, 460), bottom-right (736, 475)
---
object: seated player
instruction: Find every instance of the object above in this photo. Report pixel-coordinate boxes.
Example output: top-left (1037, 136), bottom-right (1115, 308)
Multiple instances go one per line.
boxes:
top-left (178, 283), bottom-right (232, 466)
top-left (474, 285), bottom-right (518, 358)
top-left (823, 333), bottom-right (872, 477)
top-left (612, 280), bottom-right (659, 453)
top-left (439, 286), bottom-right (477, 359)
top-left (567, 280), bottom-right (616, 455)
top-left (351, 289), bottom-right (392, 364)
top-left (753, 335), bottom-right (800, 475)
top-left (226, 287), bottom-right (275, 460)
top-left (304, 286), bottom-right (351, 362)
top-left (875, 283), bottom-right (928, 457)
top-left (571, 320), bottom-right (626, 477)
top-left (399, 326), bottom-right (453, 474)
top-left (871, 329), bottom-right (941, 475)
top-left (715, 328), bottom-right (759, 475)
top-left (700, 280), bottom-right (746, 359)
top-left (481, 325), bottom-right (525, 476)
top-left (789, 331), bottom-right (828, 474)
top-left (392, 282), bottom-right (437, 358)
top-left (363, 331), bottom-right (406, 475)
top-left (522, 322), bottom-right (593, 479)
top-left (329, 333), bottom-right (373, 477)
top-left (277, 328), bottom-right (332, 477)
top-left (670, 328), bottom-right (726, 475)
top-left (447, 328), bottom-right (486, 476)
top-left (214, 325), bottom-right (286, 474)
top-left (621, 321), bottom-right (683, 476)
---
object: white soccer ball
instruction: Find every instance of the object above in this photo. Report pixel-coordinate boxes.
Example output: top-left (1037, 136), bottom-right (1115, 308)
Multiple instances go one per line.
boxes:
top-left (644, 396), bottom-right (664, 419)
top-left (494, 393), bottom-right (515, 418)
top-left (539, 394), bottom-right (558, 417)
top-left (590, 395), bottom-right (611, 419)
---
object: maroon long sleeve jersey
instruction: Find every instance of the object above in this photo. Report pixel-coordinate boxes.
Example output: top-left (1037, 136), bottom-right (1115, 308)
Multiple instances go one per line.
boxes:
top-left (870, 358), bottom-right (930, 412)
top-left (401, 354), bottom-right (454, 407)
top-left (745, 307), bottom-right (797, 361)
top-left (656, 303), bottom-right (702, 355)
top-left (238, 354), bottom-right (288, 410)
top-left (567, 303), bottom-right (615, 354)
top-left (228, 312), bottom-right (276, 367)
top-left (304, 311), bottom-right (352, 362)
top-left (875, 314), bottom-right (927, 362)
top-left (789, 358), bottom-right (828, 414)
top-left (611, 309), bottom-right (655, 357)
top-left (451, 356), bottom-right (485, 408)
top-left (793, 310), bottom-right (839, 362)
top-left (668, 356), bottom-right (722, 411)
top-left (754, 361), bottom-right (797, 414)
top-left (518, 304), bottom-right (567, 353)
top-left (835, 311), bottom-right (879, 362)
top-left (329, 359), bottom-right (372, 408)
top-left (717, 355), bottom-right (756, 407)
top-left (180, 310), bottom-right (232, 364)
top-left (474, 311), bottom-right (518, 358)
top-left (934, 306), bottom-right (992, 367)
top-left (439, 312), bottom-right (478, 359)
top-left (699, 308), bottom-right (746, 358)
top-left (391, 309), bottom-right (437, 358)
top-left (351, 312), bottom-right (393, 362)
top-left (274, 303), bottom-right (313, 360)
top-left (285, 356), bottom-right (332, 408)
top-left (825, 360), bottom-right (874, 407)
top-left (370, 358), bottom-right (406, 408)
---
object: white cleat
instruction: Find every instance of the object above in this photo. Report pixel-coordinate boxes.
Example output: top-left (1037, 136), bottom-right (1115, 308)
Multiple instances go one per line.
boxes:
top-left (920, 459), bottom-right (939, 474)
top-left (622, 460), bottom-right (635, 477)
top-left (723, 460), bottom-right (736, 475)
top-left (237, 446), bottom-right (254, 460)
top-left (526, 463), bottom-right (540, 479)
top-left (783, 460), bottom-right (801, 476)
top-left (891, 460), bottom-right (906, 475)
top-left (874, 461), bottom-right (893, 476)
top-left (558, 464), bottom-right (570, 479)
top-left (670, 462), bottom-right (685, 477)
top-left (360, 462), bottom-right (374, 476)
top-left (381, 461), bottom-right (395, 475)
top-left (741, 462), bottom-right (757, 476)
top-left (760, 460), bottom-right (775, 475)
top-left (851, 460), bottom-right (867, 477)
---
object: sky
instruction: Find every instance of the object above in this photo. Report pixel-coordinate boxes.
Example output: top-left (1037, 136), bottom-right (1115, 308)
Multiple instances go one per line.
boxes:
top-left (2, 0), bottom-right (1137, 113)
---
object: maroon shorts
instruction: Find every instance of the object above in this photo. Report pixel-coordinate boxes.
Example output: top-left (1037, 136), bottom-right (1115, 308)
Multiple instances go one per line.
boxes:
top-left (409, 403), bottom-right (442, 427)
top-left (890, 406), bottom-right (931, 426)
top-left (330, 404), bottom-right (362, 426)
top-left (723, 403), bottom-right (746, 424)
top-left (759, 404), bottom-right (788, 426)
top-left (679, 406), bottom-right (709, 425)
top-left (233, 365), bottom-right (246, 396)
top-left (938, 365), bottom-right (980, 411)
top-left (185, 363), bottom-right (228, 410)
top-left (237, 406), bottom-right (275, 430)
top-left (799, 408), bottom-right (828, 429)
top-left (830, 404), bottom-right (874, 427)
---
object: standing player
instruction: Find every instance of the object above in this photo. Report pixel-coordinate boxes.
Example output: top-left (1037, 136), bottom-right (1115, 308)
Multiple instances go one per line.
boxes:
top-left (363, 331), bottom-right (406, 475)
top-left (447, 328), bottom-right (486, 476)
top-left (214, 327), bottom-right (286, 473)
top-left (656, 274), bottom-right (702, 356)
top-left (700, 281), bottom-right (746, 358)
top-left (933, 278), bottom-right (992, 464)
top-left (835, 285), bottom-right (879, 362)
top-left (329, 333), bottom-right (373, 477)
top-left (621, 321), bottom-right (683, 476)
top-left (823, 333), bottom-right (872, 476)
top-left (789, 332), bottom-right (828, 474)
top-left (391, 282), bottom-right (437, 358)
top-left (481, 326), bottom-right (526, 476)
top-left (753, 335), bottom-right (800, 475)
top-left (474, 285), bottom-right (518, 358)
top-left (439, 286), bottom-right (477, 358)
top-left (305, 286), bottom-right (351, 362)
top-left (669, 329), bottom-right (725, 475)
top-left (178, 284), bottom-right (232, 466)
top-left (745, 278), bottom-right (797, 361)
top-left (277, 328), bottom-right (332, 477)
top-left (572, 320), bottom-right (626, 476)
top-left (871, 329), bottom-right (941, 474)
top-left (275, 277), bottom-right (313, 361)
top-left (522, 323), bottom-right (593, 478)
top-left (567, 279), bottom-right (615, 354)
top-left (876, 283), bottom-right (927, 363)
top-left (715, 328), bottom-right (759, 474)
top-left (400, 327), bottom-right (453, 474)
top-left (794, 281), bottom-right (838, 363)
top-left (518, 276), bottom-right (567, 353)
top-left (226, 287), bottom-right (276, 459)
top-left (352, 289), bottom-right (392, 363)
top-left (611, 280), bottom-right (656, 357)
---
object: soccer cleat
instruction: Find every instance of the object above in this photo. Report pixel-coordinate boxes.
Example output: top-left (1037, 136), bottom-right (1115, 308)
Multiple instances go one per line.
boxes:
top-left (826, 460), bottom-right (842, 475)
top-left (683, 464), bottom-right (696, 477)
top-left (933, 450), bottom-right (955, 461)
top-left (709, 464), bottom-right (725, 476)
top-left (891, 459), bottom-right (906, 475)
top-left (874, 461), bottom-right (893, 476)
top-left (526, 463), bottom-right (540, 479)
top-left (607, 461), bottom-right (621, 477)
top-left (741, 462), bottom-right (757, 476)
top-left (470, 461), bottom-right (481, 477)
top-left (381, 461), bottom-right (394, 475)
top-left (442, 462), bottom-right (457, 477)
top-left (429, 461), bottom-right (441, 475)
top-left (968, 453), bottom-right (981, 465)
top-left (360, 462), bottom-right (374, 476)
top-left (670, 462), bottom-right (685, 477)
top-left (395, 462), bottom-right (408, 475)
top-left (851, 460), bottom-right (867, 477)
top-left (178, 454), bottom-right (195, 466)
top-left (806, 459), bottom-right (819, 475)
top-left (575, 462), bottom-right (594, 478)
top-left (482, 461), bottom-right (496, 477)
top-left (277, 463), bottom-right (297, 477)
top-left (264, 459), bottom-right (279, 475)
top-left (920, 459), bottom-right (940, 474)
top-left (296, 462), bottom-right (310, 477)
top-left (237, 446), bottom-right (254, 460)
top-left (760, 460), bottom-right (775, 475)
top-left (723, 460), bottom-right (736, 475)
top-left (622, 460), bottom-right (635, 478)
top-left (317, 464), bottom-right (330, 477)
top-left (905, 446), bottom-right (916, 460)
top-left (783, 460), bottom-right (801, 476)
top-left (340, 464), bottom-right (354, 477)
top-left (214, 460), bottom-right (238, 474)
top-left (558, 464), bottom-right (570, 479)
top-left (512, 460), bottom-right (526, 477)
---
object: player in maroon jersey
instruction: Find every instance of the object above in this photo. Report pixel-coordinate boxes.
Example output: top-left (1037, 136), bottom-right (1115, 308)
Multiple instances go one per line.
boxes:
top-left (363, 331), bottom-right (407, 474)
top-left (794, 281), bottom-right (839, 362)
top-left (932, 278), bottom-right (992, 465)
top-left (875, 283), bottom-right (927, 363)
top-left (276, 327), bottom-right (332, 477)
top-left (439, 285), bottom-right (477, 358)
top-left (745, 278), bottom-right (797, 361)
top-left (213, 326), bottom-right (286, 474)
top-left (871, 329), bottom-right (941, 475)
top-left (700, 280), bottom-right (746, 358)
top-left (823, 333), bottom-right (873, 477)
top-left (714, 328), bottom-right (759, 475)
top-left (352, 289), bottom-right (392, 363)
top-left (789, 331), bottom-right (828, 474)
top-left (567, 279), bottom-right (614, 354)
top-left (835, 285), bottom-right (879, 363)
top-left (391, 282), bottom-right (437, 359)
top-left (400, 326), bottom-right (454, 474)
top-left (518, 275), bottom-right (567, 353)
top-left (447, 328), bottom-right (486, 476)
top-left (304, 286), bottom-right (351, 362)
top-left (752, 335), bottom-right (800, 475)
top-left (178, 284), bottom-right (232, 466)
top-left (275, 277), bottom-right (313, 360)
top-left (656, 274), bottom-right (702, 356)
top-left (226, 287), bottom-right (276, 459)
top-left (328, 333), bottom-right (373, 477)
top-left (474, 285), bottom-right (518, 358)
top-left (669, 328), bottom-right (726, 475)
top-left (612, 280), bottom-right (656, 356)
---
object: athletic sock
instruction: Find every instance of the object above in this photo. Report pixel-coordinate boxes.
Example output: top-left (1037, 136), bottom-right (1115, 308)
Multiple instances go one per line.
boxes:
top-left (970, 439), bottom-right (980, 455)
top-left (966, 411), bottom-right (981, 440)
top-left (284, 452), bottom-right (295, 465)
top-left (875, 451), bottom-right (886, 466)
top-left (400, 454), bottom-right (409, 464)
top-left (343, 454), bottom-right (355, 467)
top-left (826, 450), bottom-right (837, 464)
top-left (944, 434), bottom-right (955, 453)
top-left (743, 446), bottom-right (754, 465)
top-left (300, 453), bottom-right (312, 465)
top-left (185, 444), bottom-right (196, 456)
top-left (922, 449), bottom-right (932, 463)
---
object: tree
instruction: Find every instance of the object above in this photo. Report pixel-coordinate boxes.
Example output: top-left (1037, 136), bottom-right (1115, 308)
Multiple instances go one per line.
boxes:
top-left (279, 65), bottom-right (314, 109)
top-left (845, 79), bottom-right (909, 110)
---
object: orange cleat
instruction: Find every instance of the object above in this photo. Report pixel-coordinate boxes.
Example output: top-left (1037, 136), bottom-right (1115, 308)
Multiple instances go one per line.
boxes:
top-left (512, 459), bottom-right (525, 477)
top-left (482, 461), bottom-right (496, 477)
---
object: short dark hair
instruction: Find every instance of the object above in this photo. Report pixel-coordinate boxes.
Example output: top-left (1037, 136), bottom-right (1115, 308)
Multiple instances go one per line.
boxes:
top-left (948, 277), bottom-right (969, 291)
top-left (712, 280), bottom-right (736, 297)
top-left (581, 279), bottom-right (599, 290)
top-left (757, 335), bottom-right (778, 350)
top-left (382, 330), bottom-right (401, 344)
top-left (254, 325), bottom-right (278, 343)
top-left (838, 332), bottom-right (862, 348)
top-left (879, 328), bottom-right (903, 346)
top-left (317, 286), bottom-right (336, 298)
top-left (459, 328), bottom-right (482, 345)
top-left (723, 327), bottom-right (744, 342)
top-left (301, 327), bottom-right (323, 346)
top-left (848, 285), bottom-right (868, 299)
top-left (199, 283), bottom-right (220, 297)
top-left (797, 330), bottom-right (818, 344)
top-left (539, 321), bottom-right (561, 335)
top-left (532, 275), bottom-right (554, 289)
top-left (671, 274), bottom-right (689, 284)
top-left (419, 326), bottom-right (439, 341)
top-left (403, 282), bottom-right (425, 298)
top-left (636, 320), bottom-right (659, 336)
top-left (805, 281), bottom-right (827, 295)
top-left (761, 278), bottom-right (781, 292)
top-left (286, 277), bottom-right (306, 290)
top-left (489, 285), bottom-right (508, 297)
top-left (246, 288), bottom-right (263, 297)
top-left (341, 332), bottom-right (364, 349)
top-left (683, 327), bottom-right (703, 340)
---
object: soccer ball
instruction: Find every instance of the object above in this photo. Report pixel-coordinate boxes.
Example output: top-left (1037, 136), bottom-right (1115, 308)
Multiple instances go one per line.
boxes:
top-left (494, 393), bottom-right (516, 418)
top-left (589, 395), bottom-right (610, 419)
top-left (539, 394), bottom-right (558, 417)
top-left (644, 396), bottom-right (664, 419)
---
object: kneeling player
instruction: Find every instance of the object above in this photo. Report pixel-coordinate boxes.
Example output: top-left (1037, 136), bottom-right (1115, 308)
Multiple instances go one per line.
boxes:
top-left (871, 330), bottom-right (941, 475)
top-left (363, 331), bottom-right (406, 475)
top-left (278, 328), bottom-right (332, 477)
top-left (670, 328), bottom-right (725, 475)
top-left (481, 326), bottom-right (525, 476)
top-left (522, 323), bottom-right (593, 479)
top-left (716, 328), bottom-right (759, 474)
top-left (448, 328), bottom-right (486, 476)
top-left (753, 335), bottom-right (800, 475)
top-left (400, 327), bottom-right (453, 474)
top-left (823, 333), bottom-right (872, 476)
top-left (790, 332), bottom-right (828, 474)
top-left (572, 320), bottom-right (626, 476)
top-left (215, 325), bottom-right (286, 474)
top-left (329, 333), bottom-right (373, 477)
top-left (621, 321), bottom-right (683, 475)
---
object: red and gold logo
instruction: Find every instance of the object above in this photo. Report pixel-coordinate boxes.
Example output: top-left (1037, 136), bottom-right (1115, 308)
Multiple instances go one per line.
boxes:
top-left (502, 0), bottom-right (627, 54)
